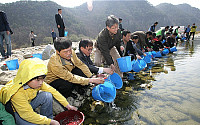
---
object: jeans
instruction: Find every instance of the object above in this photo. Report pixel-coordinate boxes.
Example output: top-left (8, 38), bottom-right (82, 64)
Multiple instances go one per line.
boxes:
top-left (14, 92), bottom-right (53, 125)
top-left (0, 31), bottom-right (11, 57)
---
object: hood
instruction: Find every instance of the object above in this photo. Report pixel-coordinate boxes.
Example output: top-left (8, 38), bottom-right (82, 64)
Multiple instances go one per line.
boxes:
top-left (0, 58), bottom-right (47, 104)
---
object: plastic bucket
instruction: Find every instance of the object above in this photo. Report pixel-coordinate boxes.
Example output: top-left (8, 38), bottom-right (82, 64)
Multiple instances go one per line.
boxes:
top-left (170, 46), bottom-right (177, 52)
top-left (141, 54), bottom-right (151, 63)
top-left (148, 52), bottom-right (153, 58)
top-left (32, 53), bottom-right (42, 59)
top-left (64, 31), bottom-right (68, 37)
top-left (92, 80), bottom-right (116, 103)
top-left (107, 73), bottom-right (123, 89)
top-left (54, 110), bottom-right (84, 125)
top-left (132, 60), bottom-right (143, 72)
top-left (162, 48), bottom-right (169, 55)
top-left (5, 59), bottom-right (19, 70)
top-left (155, 51), bottom-right (162, 58)
top-left (117, 56), bottom-right (132, 72)
top-left (151, 51), bottom-right (157, 57)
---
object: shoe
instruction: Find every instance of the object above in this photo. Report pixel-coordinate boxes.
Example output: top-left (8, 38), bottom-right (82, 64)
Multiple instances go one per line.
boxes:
top-left (70, 93), bottom-right (78, 99)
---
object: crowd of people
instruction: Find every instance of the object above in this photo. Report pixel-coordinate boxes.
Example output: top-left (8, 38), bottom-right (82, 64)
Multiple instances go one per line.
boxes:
top-left (0, 8), bottom-right (199, 125)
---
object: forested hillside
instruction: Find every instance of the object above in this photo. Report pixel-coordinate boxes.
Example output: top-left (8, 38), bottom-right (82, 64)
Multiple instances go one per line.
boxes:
top-left (0, 0), bottom-right (200, 49)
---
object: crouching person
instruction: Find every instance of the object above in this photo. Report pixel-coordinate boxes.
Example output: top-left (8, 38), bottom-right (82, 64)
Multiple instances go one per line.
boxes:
top-left (45, 38), bottom-right (104, 99)
top-left (0, 58), bottom-right (77, 125)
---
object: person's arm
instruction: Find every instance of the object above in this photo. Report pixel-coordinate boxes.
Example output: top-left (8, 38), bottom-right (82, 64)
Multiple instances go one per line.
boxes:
top-left (132, 43), bottom-right (143, 56)
top-left (2, 12), bottom-right (10, 32)
top-left (55, 14), bottom-right (60, 28)
top-left (98, 33), bottom-right (114, 66)
top-left (77, 53), bottom-right (99, 74)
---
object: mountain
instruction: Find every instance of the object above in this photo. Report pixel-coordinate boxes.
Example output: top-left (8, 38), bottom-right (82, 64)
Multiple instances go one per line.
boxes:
top-left (155, 3), bottom-right (200, 26)
top-left (0, 1), bottom-right (200, 49)
top-left (0, 1), bottom-right (87, 49)
top-left (72, 0), bottom-right (171, 37)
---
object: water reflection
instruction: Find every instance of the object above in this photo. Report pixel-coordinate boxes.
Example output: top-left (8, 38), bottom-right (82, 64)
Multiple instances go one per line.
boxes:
top-left (79, 39), bottom-right (200, 125)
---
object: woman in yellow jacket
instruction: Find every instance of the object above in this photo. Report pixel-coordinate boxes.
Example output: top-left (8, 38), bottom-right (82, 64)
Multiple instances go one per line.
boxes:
top-left (0, 58), bottom-right (77, 125)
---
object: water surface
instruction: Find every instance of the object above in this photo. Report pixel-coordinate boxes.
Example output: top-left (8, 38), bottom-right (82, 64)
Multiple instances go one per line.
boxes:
top-left (80, 38), bottom-right (200, 125)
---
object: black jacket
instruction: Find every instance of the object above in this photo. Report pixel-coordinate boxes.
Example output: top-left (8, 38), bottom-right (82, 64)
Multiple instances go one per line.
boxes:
top-left (0, 11), bottom-right (10, 32)
top-left (76, 50), bottom-right (99, 74)
top-left (96, 28), bottom-right (122, 65)
top-left (55, 14), bottom-right (65, 29)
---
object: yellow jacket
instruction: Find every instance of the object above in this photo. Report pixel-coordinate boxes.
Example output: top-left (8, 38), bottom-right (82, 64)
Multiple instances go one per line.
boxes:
top-left (0, 58), bottom-right (69, 125)
top-left (190, 25), bottom-right (197, 32)
top-left (45, 49), bottom-right (92, 85)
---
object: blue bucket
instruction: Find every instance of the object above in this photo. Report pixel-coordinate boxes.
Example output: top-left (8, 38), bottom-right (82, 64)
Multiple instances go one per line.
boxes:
top-left (162, 48), bottom-right (169, 55)
top-left (148, 52), bottom-right (153, 58)
top-left (5, 59), bottom-right (19, 70)
top-left (155, 51), bottom-right (162, 58)
top-left (117, 56), bottom-right (132, 72)
top-left (132, 59), bottom-right (145, 72)
top-left (64, 31), bottom-right (68, 37)
top-left (170, 46), bottom-right (177, 52)
top-left (141, 54), bottom-right (151, 63)
top-left (151, 51), bottom-right (157, 57)
top-left (92, 81), bottom-right (116, 103)
top-left (32, 53), bottom-right (42, 59)
top-left (107, 73), bottom-right (123, 89)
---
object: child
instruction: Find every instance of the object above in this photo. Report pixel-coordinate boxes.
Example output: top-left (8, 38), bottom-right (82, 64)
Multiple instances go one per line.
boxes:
top-left (0, 58), bottom-right (77, 125)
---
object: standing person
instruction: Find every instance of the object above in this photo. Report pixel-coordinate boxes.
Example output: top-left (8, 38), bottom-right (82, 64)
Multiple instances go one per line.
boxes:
top-left (119, 18), bottom-right (124, 31)
top-left (29, 31), bottom-right (37, 47)
top-left (190, 23), bottom-right (197, 40)
top-left (148, 22), bottom-right (158, 32)
top-left (76, 39), bottom-right (113, 75)
top-left (184, 25), bottom-right (191, 40)
top-left (0, 11), bottom-right (12, 59)
top-left (51, 29), bottom-right (56, 43)
top-left (45, 38), bottom-right (104, 99)
top-left (55, 9), bottom-right (65, 37)
top-left (0, 58), bottom-right (77, 125)
top-left (94, 15), bottom-right (123, 78)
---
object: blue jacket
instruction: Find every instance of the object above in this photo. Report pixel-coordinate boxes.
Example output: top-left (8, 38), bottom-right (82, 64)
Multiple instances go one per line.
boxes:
top-left (0, 11), bottom-right (10, 32)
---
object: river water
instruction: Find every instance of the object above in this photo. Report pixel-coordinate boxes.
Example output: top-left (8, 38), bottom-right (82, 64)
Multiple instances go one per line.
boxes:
top-left (80, 37), bottom-right (200, 125)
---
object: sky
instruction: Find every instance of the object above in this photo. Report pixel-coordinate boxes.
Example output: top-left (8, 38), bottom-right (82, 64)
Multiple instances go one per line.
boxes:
top-left (1, 0), bottom-right (200, 9)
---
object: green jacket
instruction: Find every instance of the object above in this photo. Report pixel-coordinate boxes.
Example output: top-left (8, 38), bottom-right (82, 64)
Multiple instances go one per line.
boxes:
top-left (0, 102), bottom-right (15, 125)
top-left (96, 28), bottom-right (122, 65)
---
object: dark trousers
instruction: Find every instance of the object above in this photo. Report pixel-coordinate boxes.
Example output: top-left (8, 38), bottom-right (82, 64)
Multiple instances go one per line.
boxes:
top-left (58, 28), bottom-right (64, 37)
top-left (190, 32), bottom-right (195, 40)
top-left (31, 40), bottom-right (35, 47)
top-left (49, 67), bottom-right (88, 98)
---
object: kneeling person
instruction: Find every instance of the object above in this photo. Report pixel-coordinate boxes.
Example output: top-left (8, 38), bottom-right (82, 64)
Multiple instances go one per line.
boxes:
top-left (0, 58), bottom-right (77, 125)
top-left (45, 38), bottom-right (104, 98)
top-left (76, 40), bottom-right (113, 75)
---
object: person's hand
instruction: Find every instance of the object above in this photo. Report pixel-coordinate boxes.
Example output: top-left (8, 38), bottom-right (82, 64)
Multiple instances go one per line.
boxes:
top-left (143, 53), bottom-right (146, 56)
top-left (137, 55), bottom-right (142, 59)
top-left (103, 68), bottom-right (113, 74)
top-left (50, 119), bottom-right (60, 125)
top-left (97, 74), bottom-right (106, 78)
top-left (120, 46), bottom-right (124, 51)
top-left (6, 31), bottom-right (10, 35)
top-left (57, 25), bottom-right (60, 28)
top-left (89, 78), bottom-right (104, 84)
top-left (110, 64), bottom-right (115, 72)
top-left (66, 104), bottom-right (78, 111)
top-left (147, 48), bottom-right (151, 52)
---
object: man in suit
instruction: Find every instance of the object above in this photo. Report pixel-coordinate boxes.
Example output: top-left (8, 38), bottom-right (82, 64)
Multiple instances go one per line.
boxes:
top-left (55, 9), bottom-right (65, 37)
top-left (0, 11), bottom-right (11, 59)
